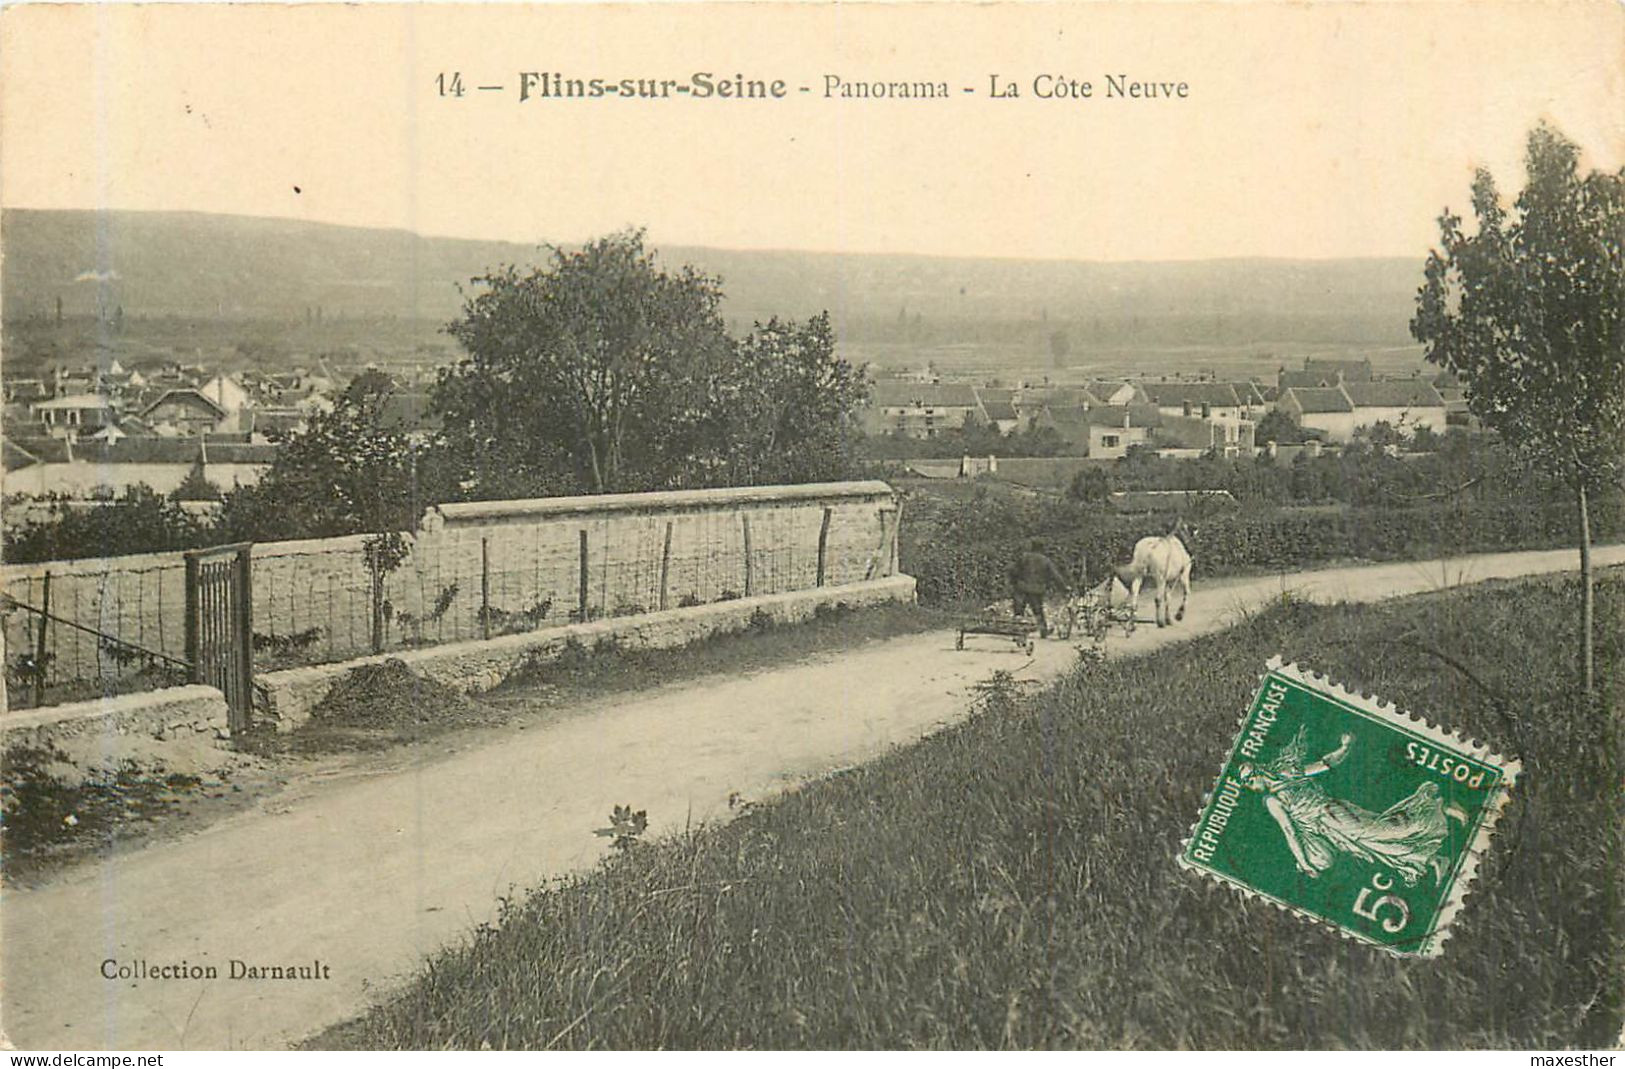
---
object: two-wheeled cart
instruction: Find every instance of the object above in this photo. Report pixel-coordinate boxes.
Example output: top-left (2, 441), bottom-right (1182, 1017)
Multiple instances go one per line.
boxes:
top-left (955, 607), bottom-right (1037, 655)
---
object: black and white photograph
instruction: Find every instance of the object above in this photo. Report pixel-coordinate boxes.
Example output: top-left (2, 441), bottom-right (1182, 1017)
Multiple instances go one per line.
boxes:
top-left (0, 0), bottom-right (1620, 1053)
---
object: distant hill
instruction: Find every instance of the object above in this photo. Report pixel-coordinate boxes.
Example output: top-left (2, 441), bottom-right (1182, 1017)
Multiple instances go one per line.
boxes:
top-left (0, 208), bottom-right (1423, 345)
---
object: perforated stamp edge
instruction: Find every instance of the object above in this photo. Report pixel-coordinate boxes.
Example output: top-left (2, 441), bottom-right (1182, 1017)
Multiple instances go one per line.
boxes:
top-left (1176, 654), bottom-right (1523, 958)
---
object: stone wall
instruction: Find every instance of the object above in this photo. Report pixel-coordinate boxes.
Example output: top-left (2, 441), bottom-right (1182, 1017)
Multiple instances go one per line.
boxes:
top-left (2, 481), bottom-right (902, 702)
top-left (0, 684), bottom-right (232, 785)
top-left (257, 574), bottom-right (916, 731)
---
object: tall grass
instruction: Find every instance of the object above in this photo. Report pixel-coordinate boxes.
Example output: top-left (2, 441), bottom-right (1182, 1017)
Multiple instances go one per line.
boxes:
top-left (312, 573), bottom-right (1622, 1050)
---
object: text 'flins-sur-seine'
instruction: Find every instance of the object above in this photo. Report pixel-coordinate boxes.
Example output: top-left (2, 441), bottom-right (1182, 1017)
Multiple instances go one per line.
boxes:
top-left (497, 72), bottom-right (1190, 102)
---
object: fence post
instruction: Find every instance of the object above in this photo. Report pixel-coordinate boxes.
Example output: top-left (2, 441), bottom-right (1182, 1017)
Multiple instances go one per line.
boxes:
top-left (578, 528), bottom-right (590, 622)
top-left (889, 500), bottom-right (903, 576)
top-left (184, 552), bottom-right (201, 683)
top-left (35, 572), bottom-right (51, 707)
top-left (816, 507), bottom-right (832, 587)
top-left (659, 521), bottom-right (673, 611)
top-left (370, 568), bottom-right (385, 654)
top-left (235, 547), bottom-right (254, 730)
top-left (866, 507), bottom-right (896, 581)
top-left (890, 500), bottom-right (903, 575)
top-left (480, 536), bottom-right (492, 640)
top-left (741, 514), bottom-right (754, 598)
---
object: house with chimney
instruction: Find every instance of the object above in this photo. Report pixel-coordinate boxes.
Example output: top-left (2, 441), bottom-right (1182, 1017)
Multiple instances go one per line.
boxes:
top-left (141, 389), bottom-right (230, 437)
top-left (862, 381), bottom-right (981, 438)
top-left (1341, 381), bottom-right (1448, 436)
top-left (1152, 414), bottom-right (1258, 459)
top-left (1144, 382), bottom-right (1247, 422)
top-left (29, 393), bottom-right (119, 440)
top-left (1083, 404), bottom-right (1161, 458)
top-left (1276, 386), bottom-right (1358, 441)
top-left (1033, 403), bottom-right (1161, 458)
top-left (1276, 381), bottom-right (1447, 442)
top-left (1083, 381), bottom-right (1150, 407)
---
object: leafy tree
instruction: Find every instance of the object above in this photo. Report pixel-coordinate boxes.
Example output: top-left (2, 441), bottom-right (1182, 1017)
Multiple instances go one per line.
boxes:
top-left (710, 313), bottom-right (868, 486)
top-left (170, 459), bottom-right (221, 502)
top-left (1015, 424), bottom-right (1065, 457)
top-left (217, 370), bottom-right (439, 543)
top-left (216, 370), bottom-right (451, 651)
top-left (1254, 408), bottom-right (1306, 445)
top-left (2, 486), bottom-right (206, 564)
top-left (1357, 420), bottom-right (1406, 450)
top-left (1412, 123), bottom-right (1624, 693)
top-left (441, 230), bottom-right (732, 494)
top-left (1068, 466), bottom-right (1113, 504)
top-left (431, 366), bottom-right (574, 501)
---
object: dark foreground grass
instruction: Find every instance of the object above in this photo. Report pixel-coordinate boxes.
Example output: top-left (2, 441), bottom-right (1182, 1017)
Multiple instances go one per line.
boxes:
top-left (311, 573), bottom-right (1622, 1050)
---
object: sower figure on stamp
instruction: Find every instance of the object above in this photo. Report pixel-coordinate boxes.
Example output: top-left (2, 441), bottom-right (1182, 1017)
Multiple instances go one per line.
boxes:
top-left (1008, 538), bottom-right (1071, 639)
top-left (1239, 726), bottom-right (1470, 886)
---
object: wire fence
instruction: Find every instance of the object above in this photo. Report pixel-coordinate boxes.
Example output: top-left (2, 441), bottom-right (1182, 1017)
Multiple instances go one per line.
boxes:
top-left (3, 492), bottom-right (900, 710)
top-left (2, 561), bottom-right (193, 710)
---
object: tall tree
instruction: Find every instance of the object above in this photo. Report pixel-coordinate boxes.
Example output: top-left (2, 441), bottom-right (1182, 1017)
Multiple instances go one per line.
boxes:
top-left (441, 230), bottom-right (732, 494)
top-left (1411, 123), bottom-right (1624, 694)
top-left (711, 313), bottom-right (868, 486)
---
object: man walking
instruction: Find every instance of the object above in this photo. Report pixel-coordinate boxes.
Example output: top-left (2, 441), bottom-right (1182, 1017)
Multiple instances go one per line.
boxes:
top-left (1009, 538), bottom-right (1071, 638)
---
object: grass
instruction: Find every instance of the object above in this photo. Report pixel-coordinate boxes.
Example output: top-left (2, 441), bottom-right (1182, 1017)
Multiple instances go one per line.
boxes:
top-left (0, 745), bottom-right (226, 876)
top-left (492, 600), bottom-right (947, 700)
top-left (245, 601), bottom-right (947, 755)
top-left (309, 571), bottom-right (1622, 1050)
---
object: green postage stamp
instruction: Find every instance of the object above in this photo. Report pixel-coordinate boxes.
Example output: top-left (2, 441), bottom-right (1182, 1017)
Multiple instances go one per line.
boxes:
top-left (1179, 656), bottom-right (1521, 957)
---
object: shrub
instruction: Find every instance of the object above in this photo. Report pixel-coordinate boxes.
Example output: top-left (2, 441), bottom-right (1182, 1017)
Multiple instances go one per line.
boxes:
top-left (904, 495), bottom-right (1620, 608)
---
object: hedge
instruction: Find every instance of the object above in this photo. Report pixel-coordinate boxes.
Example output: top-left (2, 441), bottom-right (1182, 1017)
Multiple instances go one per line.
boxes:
top-left (904, 499), bottom-right (1620, 608)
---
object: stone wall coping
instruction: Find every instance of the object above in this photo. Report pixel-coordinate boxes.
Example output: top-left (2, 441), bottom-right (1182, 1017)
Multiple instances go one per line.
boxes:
top-left (429, 480), bottom-right (897, 528)
top-left (2, 482), bottom-right (899, 580)
top-left (0, 684), bottom-right (226, 734)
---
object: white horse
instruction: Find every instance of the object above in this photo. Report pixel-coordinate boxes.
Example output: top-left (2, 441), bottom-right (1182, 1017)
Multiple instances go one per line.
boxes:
top-left (1119, 519), bottom-right (1194, 628)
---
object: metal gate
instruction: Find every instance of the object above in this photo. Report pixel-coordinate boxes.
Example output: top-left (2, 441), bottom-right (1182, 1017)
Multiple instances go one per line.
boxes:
top-left (184, 543), bottom-right (254, 732)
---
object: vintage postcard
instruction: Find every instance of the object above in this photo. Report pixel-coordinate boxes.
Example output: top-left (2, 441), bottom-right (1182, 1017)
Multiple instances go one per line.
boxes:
top-left (0, 0), bottom-right (1619, 1054)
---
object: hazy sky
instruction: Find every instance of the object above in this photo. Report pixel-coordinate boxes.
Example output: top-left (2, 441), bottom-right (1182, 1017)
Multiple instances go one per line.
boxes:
top-left (2, 2), bottom-right (1620, 261)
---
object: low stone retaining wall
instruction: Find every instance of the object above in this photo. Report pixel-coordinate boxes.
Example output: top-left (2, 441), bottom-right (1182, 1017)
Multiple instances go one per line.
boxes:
top-left (258, 574), bottom-right (917, 732)
top-left (4, 480), bottom-right (901, 699)
top-left (0, 684), bottom-right (232, 785)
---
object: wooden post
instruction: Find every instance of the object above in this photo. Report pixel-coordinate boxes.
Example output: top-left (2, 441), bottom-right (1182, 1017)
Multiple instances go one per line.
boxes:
top-left (889, 500), bottom-right (903, 576)
top-left (370, 565), bottom-right (385, 654)
top-left (34, 573), bottom-right (51, 708)
top-left (658, 521), bottom-right (674, 611)
top-left (183, 552), bottom-right (201, 683)
top-left (816, 507), bottom-right (832, 587)
top-left (741, 514), bottom-right (754, 598)
top-left (578, 528), bottom-right (590, 622)
top-left (234, 546), bottom-right (254, 732)
top-left (866, 508), bottom-right (895, 581)
top-left (480, 536), bottom-right (492, 640)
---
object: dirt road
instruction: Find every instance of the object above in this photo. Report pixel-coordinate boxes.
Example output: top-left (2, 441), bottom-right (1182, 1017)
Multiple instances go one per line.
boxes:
top-left (3, 545), bottom-right (1618, 1050)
